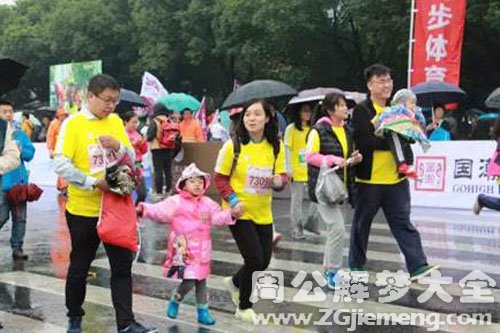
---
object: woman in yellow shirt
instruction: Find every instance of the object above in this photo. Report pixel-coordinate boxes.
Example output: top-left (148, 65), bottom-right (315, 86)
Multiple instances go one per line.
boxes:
top-left (214, 99), bottom-right (288, 323)
top-left (306, 93), bottom-right (362, 290)
top-left (284, 103), bottom-right (317, 239)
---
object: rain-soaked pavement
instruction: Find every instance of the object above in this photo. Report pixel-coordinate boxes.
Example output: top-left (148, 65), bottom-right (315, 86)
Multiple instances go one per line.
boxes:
top-left (0, 187), bottom-right (499, 332)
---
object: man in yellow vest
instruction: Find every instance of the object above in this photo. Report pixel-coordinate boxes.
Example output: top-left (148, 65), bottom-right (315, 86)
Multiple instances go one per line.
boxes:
top-left (54, 74), bottom-right (157, 333)
top-left (349, 64), bottom-right (439, 282)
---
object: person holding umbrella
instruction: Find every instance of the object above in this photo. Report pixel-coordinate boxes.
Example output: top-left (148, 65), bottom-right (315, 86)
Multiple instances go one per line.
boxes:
top-left (284, 103), bottom-right (316, 239)
top-left (427, 104), bottom-right (452, 141)
top-left (214, 98), bottom-right (288, 322)
top-left (349, 64), bottom-right (438, 281)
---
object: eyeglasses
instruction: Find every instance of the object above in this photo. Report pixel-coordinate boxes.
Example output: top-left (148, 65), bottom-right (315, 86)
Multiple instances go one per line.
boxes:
top-left (95, 94), bottom-right (120, 106)
top-left (373, 78), bottom-right (393, 86)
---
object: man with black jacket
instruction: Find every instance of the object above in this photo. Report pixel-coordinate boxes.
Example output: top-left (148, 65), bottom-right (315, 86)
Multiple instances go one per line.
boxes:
top-left (349, 64), bottom-right (438, 281)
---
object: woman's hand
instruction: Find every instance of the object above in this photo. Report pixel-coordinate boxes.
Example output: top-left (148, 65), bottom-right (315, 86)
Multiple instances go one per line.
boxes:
top-left (272, 175), bottom-right (283, 188)
top-left (136, 204), bottom-right (144, 217)
top-left (351, 150), bottom-right (363, 165)
top-left (230, 203), bottom-right (244, 219)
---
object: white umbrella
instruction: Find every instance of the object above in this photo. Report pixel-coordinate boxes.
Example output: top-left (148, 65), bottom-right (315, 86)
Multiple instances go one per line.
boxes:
top-left (14, 112), bottom-right (41, 126)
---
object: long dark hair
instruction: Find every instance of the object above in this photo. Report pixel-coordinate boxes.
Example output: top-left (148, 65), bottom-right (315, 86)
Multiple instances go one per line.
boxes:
top-left (311, 93), bottom-right (346, 125)
top-left (234, 99), bottom-right (280, 155)
top-left (289, 103), bottom-right (313, 131)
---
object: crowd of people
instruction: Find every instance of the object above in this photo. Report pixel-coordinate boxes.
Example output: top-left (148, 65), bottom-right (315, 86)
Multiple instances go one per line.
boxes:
top-left (2, 63), bottom-right (480, 333)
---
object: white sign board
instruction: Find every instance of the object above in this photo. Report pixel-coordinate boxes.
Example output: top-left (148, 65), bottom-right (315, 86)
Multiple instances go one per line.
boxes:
top-left (410, 141), bottom-right (497, 209)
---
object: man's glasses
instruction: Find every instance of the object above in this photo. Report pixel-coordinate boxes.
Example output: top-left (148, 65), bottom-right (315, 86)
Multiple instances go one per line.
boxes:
top-left (373, 78), bottom-right (393, 86)
top-left (96, 94), bottom-right (120, 106)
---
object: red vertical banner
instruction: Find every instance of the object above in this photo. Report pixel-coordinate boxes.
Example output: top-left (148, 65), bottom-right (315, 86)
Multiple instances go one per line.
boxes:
top-left (410, 0), bottom-right (466, 86)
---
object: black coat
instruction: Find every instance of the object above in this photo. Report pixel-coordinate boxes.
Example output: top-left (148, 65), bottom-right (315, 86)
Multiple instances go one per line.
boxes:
top-left (307, 120), bottom-right (356, 207)
top-left (350, 99), bottom-right (405, 181)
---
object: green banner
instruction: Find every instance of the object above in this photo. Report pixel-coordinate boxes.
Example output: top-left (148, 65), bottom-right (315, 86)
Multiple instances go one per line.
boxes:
top-left (49, 60), bottom-right (102, 114)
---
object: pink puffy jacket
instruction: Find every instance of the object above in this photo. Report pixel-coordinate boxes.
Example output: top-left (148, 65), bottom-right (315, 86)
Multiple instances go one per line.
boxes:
top-left (140, 164), bottom-right (234, 280)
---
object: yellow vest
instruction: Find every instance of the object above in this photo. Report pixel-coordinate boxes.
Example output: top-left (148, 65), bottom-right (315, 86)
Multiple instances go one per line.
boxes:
top-left (59, 112), bottom-right (131, 217)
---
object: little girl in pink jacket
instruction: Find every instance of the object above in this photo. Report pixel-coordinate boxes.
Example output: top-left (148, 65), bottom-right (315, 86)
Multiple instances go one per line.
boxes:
top-left (137, 163), bottom-right (239, 325)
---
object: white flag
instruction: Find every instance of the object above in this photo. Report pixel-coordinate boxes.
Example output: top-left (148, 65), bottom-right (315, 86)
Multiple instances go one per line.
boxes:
top-left (139, 71), bottom-right (168, 104)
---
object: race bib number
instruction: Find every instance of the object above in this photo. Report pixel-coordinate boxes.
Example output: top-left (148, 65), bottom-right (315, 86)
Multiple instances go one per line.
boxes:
top-left (245, 166), bottom-right (273, 195)
top-left (298, 148), bottom-right (307, 166)
top-left (88, 145), bottom-right (118, 174)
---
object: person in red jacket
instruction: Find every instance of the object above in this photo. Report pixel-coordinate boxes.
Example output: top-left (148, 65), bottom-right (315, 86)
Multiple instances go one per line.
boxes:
top-left (121, 111), bottom-right (148, 204)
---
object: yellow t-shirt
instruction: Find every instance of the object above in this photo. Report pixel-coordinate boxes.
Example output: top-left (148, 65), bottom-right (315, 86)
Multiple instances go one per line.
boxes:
top-left (214, 139), bottom-right (286, 225)
top-left (357, 103), bottom-right (402, 185)
top-left (284, 124), bottom-right (310, 182)
top-left (306, 126), bottom-right (348, 182)
top-left (58, 113), bottom-right (132, 217)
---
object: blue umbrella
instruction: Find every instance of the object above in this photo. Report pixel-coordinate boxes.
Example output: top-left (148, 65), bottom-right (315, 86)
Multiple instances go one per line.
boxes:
top-left (478, 113), bottom-right (498, 121)
top-left (410, 81), bottom-right (466, 107)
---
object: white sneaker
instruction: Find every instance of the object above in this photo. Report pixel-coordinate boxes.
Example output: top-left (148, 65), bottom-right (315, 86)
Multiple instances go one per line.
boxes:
top-left (235, 308), bottom-right (257, 323)
top-left (223, 276), bottom-right (239, 306)
top-left (473, 196), bottom-right (483, 215)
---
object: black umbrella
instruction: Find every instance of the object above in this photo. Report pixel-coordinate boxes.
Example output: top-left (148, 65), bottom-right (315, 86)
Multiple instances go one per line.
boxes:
top-left (119, 88), bottom-right (147, 109)
top-left (485, 88), bottom-right (500, 109)
top-left (410, 81), bottom-right (466, 107)
top-left (0, 57), bottom-right (29, 95)
top-left (221, 79), bottom-right (297, 110)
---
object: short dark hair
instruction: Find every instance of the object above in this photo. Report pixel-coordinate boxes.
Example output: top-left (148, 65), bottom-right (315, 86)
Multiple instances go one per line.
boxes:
top-left (364, 64), bottom-right (392, 82)
top-left (152, 103), bottom-right (172, 117)
top-left (312, 93), bottom-right (346, 125)
top-left (22, 112), bottom-right (30, 119)
top-left (88, 74), bottom-right (120, 95)
top-left (0, 99), bottom-right (13, 108)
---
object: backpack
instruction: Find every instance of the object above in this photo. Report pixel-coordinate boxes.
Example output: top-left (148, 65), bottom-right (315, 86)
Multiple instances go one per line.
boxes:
top-left (230, 137), bottom-right (279, 175)
top-left (157, 119), bottom-right (180, 149)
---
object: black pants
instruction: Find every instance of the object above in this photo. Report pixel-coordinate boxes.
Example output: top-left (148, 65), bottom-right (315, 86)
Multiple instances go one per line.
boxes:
top-left (173, 279), bottom-right (208, 304)
top-left (151, 149), bottom-right (173, 194)
top-left (135, 178), bottom-right (147, 205)
top-left (167, 265), bottom-right (185, 279)
top-left (229, 220), bottom-right (273, 310)
top-left (348, 180), bottom-right (428, 273)
top-left (388, 132), bottom-right (414, 166)
top-left (65, 211), bottom-right (135, 330)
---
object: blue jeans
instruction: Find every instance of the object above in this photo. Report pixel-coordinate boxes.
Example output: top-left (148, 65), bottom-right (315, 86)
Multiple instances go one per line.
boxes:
top-left (478, 194), bottom-right (500, 211)
top-left (0, 190), bottom-right (27, 250)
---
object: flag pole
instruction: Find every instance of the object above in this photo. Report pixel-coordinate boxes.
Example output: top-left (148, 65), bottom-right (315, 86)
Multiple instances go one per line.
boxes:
top-left (407, 0), bottom-right (417, 88)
